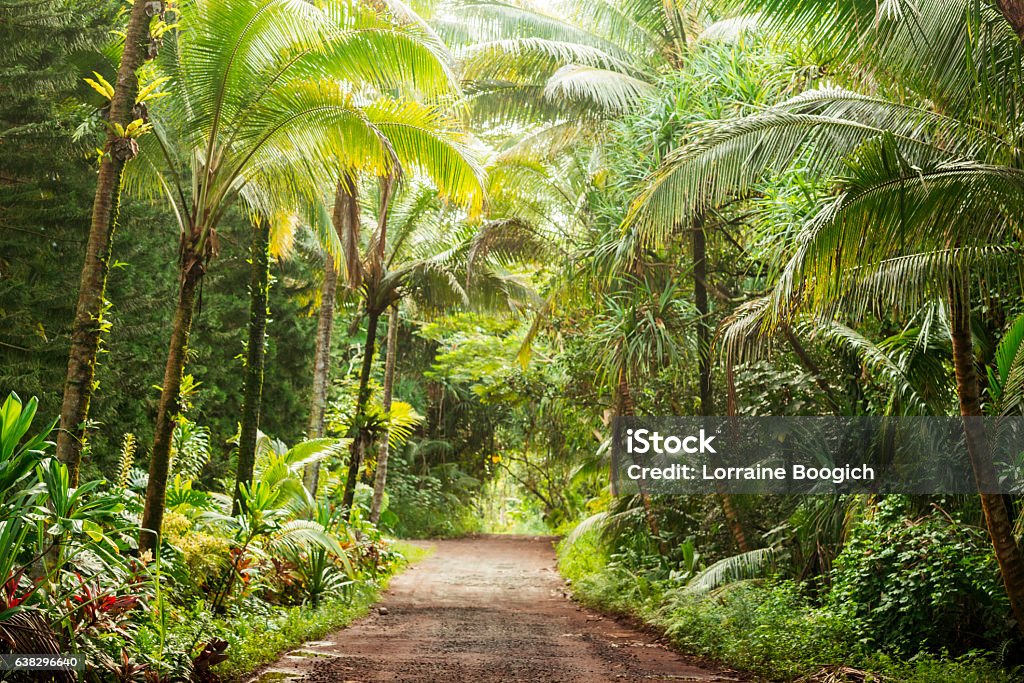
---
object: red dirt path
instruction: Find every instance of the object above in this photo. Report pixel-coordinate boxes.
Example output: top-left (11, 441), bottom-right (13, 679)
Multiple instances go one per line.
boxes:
top-left (253, 535), bottom-right (740, 682)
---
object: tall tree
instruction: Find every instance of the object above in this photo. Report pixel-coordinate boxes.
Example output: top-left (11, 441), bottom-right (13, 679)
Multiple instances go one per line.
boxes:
top-left (128, 0), bottom-right (465, 553)
top-left (302, 180), bottom-right (354, 495)
top-left (233, 216), bottom-right (271, 514)
top-left (369, 303), bottom-right (400, 523)
top-left (55, 0), bottom-right (155, 482)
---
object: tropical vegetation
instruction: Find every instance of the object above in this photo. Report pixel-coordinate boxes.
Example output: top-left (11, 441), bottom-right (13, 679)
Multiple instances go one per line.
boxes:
top-left (4, 0), bottom-right (1024, 679)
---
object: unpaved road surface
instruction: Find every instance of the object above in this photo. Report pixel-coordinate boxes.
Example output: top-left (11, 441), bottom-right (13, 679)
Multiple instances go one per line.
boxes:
top-left (257, 536), bottom-right (740, 682)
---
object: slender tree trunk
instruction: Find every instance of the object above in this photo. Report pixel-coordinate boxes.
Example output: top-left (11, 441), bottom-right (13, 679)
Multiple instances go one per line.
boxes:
top-left (340, 308), bottom-right (381, 517)
top-left (304, 176), bottom-right (356, 495)
top-left (56, 2), bottom-right (153, 484)
top-left (615, 372), bottom-right (667, 554)
top-left (694, 219), bottom-right (749, 552)
top-left (721, 362), bottom-right (751, 553)
top-left (139, 261), bottom-right (202, 555)
top-left (370, 304), bottom-right (399, 524)
top-left (693, 219), bottom-right (712, 415)
top-left (303, 254), bottom-right (338, 495)
top-left (233, 219), bottom-right (270, 514)
top-left (948, 279), bottom-right (1024, 632)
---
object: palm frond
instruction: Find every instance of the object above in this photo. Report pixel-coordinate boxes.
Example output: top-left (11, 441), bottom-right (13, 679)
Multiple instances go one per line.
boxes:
top-left (683, 547), bottom-right (777, 595)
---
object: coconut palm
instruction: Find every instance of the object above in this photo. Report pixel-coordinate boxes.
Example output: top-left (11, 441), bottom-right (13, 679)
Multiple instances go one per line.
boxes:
top-left (125, 0), bottom-right (473, 554)
top-left (439, 0), bottom-right (696, 137)
top-left (623, 0), bottom-right (1024, 629)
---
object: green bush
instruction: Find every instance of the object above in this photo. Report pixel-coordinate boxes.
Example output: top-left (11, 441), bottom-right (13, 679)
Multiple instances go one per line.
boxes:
top-left (556, 512), bottom-right (1021, 683)
top-left (829, 497), bottom-right (1012, 654)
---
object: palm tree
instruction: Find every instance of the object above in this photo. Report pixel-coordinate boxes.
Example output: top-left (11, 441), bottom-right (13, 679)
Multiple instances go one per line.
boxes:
top-left (440, 0), bottom-right (695, 135)
top-left (624, 0), bottom-right (1024, 629)
top-left (126, 0), bottom-right (466, 554)
top-left (331, 177), bottom-right (551, 517)
top-left (56, 0), bottom-right (158, 482)
top-left (303, 181), bottom-right (353, 494)
top-left (369, 302), bottom-right (400, 523)
top-left (234, 215), bottom-right (271, 515)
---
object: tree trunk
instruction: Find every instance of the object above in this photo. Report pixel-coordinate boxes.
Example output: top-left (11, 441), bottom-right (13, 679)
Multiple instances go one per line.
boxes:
top-left (721, 362), bottom-right (752, 553)
top-left (615, 372), bottom-right (667, 554)
top-left (303, 253), bottom-right (338, 495)
top-left (56, 2), bottom-right (153, 484)
top-left (948, 278), bottom-right (1024, 632)
top-left (370, 304), bottom-right (399, 524)
top-left (996, 0), bottom-right (1024, 39)
top-left (233, 219), bottom-right (270, 514)
top-left (304, 179), bottom-right (357, 494)
top-left (694, 219), bottom-right (749, 552)
top-left (693, 218), bottom-right (712, 416)
top-left (340, 308), bottom-right (381, 517)
top-left (139, 261), bottom-right (202, 556)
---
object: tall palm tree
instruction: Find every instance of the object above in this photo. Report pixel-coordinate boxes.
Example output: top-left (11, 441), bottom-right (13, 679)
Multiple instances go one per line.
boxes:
top-left (369, 302), bottom-right (400, 523)
top-left (624, 0), bottom-right (1024, 629)
top-left (332, 176), bottom-right (550, 516)
top-left (56, 0), bottom-right (158, 482)
top-left (303, 182), bottom-right (353, 495)
top-left (126, 0), bottom-right (467, 554)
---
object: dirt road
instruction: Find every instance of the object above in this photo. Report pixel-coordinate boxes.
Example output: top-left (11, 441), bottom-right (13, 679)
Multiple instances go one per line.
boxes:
top-left (257, 536), bottom-right (738, 682)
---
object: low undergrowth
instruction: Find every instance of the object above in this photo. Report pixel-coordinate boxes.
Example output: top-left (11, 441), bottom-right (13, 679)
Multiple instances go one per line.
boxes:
top-left (211, 541), bottom-right (431, 680)
top-left (558, 524), bottom-right (1019, 683)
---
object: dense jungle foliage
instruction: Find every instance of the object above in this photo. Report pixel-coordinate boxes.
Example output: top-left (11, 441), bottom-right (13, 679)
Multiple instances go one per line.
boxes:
top-left (4, 0), bottom-right (1024, 680)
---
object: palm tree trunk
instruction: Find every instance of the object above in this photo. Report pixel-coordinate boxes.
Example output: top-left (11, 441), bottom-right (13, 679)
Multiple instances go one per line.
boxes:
top-left (305, 178), bottom-right (357, 494)
top-left (370, 304), bottom-right (399, 524)
top-left (948, 278), bottom-right (1024, 631)
top-left (995, 0), bottom-right (1024, 38)
top-left (56, 1), bottom-right (153, 484)
top-left (303, 254), bottom-right (338, 495)
top-left (721, 361), bottom-right (751, 553)
top-left (340, 308), bottom-right (381, 517)
top-left (233, 219), bottom-right (270, 514)
top-left (139, 260), bottom-right (202, 556)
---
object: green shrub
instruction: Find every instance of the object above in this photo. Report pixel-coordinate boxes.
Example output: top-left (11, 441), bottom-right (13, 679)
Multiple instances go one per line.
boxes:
top-left (659, 582), bottom-right (860, 680)
top-left (829, 497), bottom-right (1011, 654)
top-left (557, 508), bottom-right (1021, 682)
